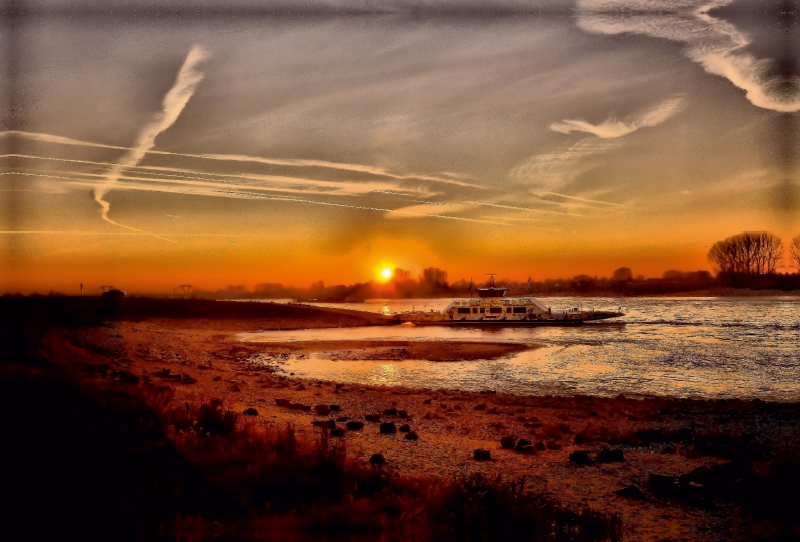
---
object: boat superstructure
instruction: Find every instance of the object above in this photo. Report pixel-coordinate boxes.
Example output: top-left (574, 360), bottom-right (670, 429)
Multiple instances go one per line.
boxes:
top-left (397, 275), bottom-right (624, 326)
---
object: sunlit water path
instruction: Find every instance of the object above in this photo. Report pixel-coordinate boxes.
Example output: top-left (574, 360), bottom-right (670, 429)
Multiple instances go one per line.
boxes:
top-left (238, 297), bottom-right (800, 401)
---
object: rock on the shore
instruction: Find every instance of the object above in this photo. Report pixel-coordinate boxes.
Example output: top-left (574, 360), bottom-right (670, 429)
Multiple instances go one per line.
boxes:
top-left (365, 414), bottom-right (381, 422)
top-left (383, 408), bottom-right (397, 416)
top-left (500, 436), bottom-right (516, 449)
top-left (474, 448), bottom-right (491, 461)
top-left (399, 424), bottom-right (411, 432)
top-left (242, 408), bottom-right (259, 416)
top-left (596, 448), bottom-right (625, 463)
top-left (330, 428), bottom-right (345, 437)
top-left (569, 450), bottom-right (594, 465)
top-left (315, 405), bottom-right (331, 416)
top-left (474, 403), bottom-right (487, 410)
top-left (519, 445), bottom-right (537, 455)
top-left (370, 453), bottom-right (386, 466)
top-left (380, 422), bottom-right (397, 434)
top-left (404, 431), bottom-right (419, 440)
top-left (346, 421), bottom-right (364, 430)
top-left (649, 473), bottom-right (678, 496)
top-left (398, 409), bottom-right (409, 418)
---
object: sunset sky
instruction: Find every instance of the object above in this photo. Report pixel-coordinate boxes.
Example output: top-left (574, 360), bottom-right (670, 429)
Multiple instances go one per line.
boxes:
top-left (2, 0), bottom-right (799, 293)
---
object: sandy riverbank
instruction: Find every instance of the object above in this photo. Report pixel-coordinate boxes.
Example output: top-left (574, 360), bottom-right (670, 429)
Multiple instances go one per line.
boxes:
top-left (45, 312), bottom-right (798, 542)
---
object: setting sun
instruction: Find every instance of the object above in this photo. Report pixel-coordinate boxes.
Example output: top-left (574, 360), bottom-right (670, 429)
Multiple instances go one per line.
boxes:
top-left (380, 268), bottom-right (393, 280)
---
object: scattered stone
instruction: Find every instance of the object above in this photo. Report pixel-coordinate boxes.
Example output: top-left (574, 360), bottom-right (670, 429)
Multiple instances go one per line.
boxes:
top-left (213, 376), bottom-right (222, 382)
top-left (535, 441), bottom-right (546, 451)
top-left (440, 403), bottom-right (447, 409)
top-left (346, 421), bottom-right (364, 430)
top-left (649, 473), bottom-right (678, 496)
top-left (315, 405), bottom-right (331, 416)
top-left (596, 448), bottom-right (625, 463)
top-left (365, 414), bottom-right (381, 422)
top-left (329, 404), bottom-right (341, 412)
top-left (398, 409), bottom-right (409, 418)
top-left (383, 408), bottom-right (397, 416)
top-left (474, 403), bottom-right (487, 410)
top-left (380, 422), bottom-right (397, 434)
top-left (336, 416), bottom-right (349, 422)
top-left (487, 407), bottom-right (498, 415)
top-left (369, 453), bottom-right (386, 466)
top-left (399, 424), bottom-right (411, 432)
top-left (569, 450), bottom-right (594, 465)
top-left (514, 439), bottom-right (533, 451)
top-left (404, 431), bottom-right (419, 440)
top-left (424, 399), bottom-right (432, 404)
top-left (615, 485), bottom-right (647, 500)
top-left (679, 481), bottom-right (711, 507)
top-left (547, 441), bottom-right (562, 451)
top-left (243, 408), bottom-right (259, 416)
top-left (330, 428), bottom-right (345, 437)
top-left (474, 448), bottom-right (491, 461)
top-left (520, 445), bottom-right (537, 455)
top-left (500, 436), bottom-right (517, 449)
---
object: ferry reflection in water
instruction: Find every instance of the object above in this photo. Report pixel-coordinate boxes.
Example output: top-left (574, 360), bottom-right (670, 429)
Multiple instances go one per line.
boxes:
top-left (240, 297), bottom-right (800, 402)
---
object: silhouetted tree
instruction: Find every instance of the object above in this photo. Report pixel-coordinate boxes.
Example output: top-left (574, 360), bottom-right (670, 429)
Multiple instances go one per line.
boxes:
top-left (420, 267), bottom-right (448, 285)
top-left (393, 268), bottom-right (411, 282)
top-left (792, 236), bottom-right (800, 271)
top-left (611, 267), bottom-right (633, 282)
top-left (708, 232), bottom-right (783, 275)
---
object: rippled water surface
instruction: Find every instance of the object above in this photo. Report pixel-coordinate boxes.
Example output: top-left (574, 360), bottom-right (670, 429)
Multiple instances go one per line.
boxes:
top-left (239, 298), bottom-right (800, 401)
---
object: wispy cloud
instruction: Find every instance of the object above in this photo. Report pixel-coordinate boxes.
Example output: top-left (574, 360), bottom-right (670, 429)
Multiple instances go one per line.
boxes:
top-left (577, 0), bottom-right (800, 112)
top-left (6, 154), bottom-right (436, 197)
top-left (509, 137), bottom-right (621, 191)
top-left (536, 191), bottom-right (626, 207)
top-left (550, 96), bottom-right (684, 138)
top-left (1, 131), bottom-right (480, 188)
top-left (93, 45), bottom-right (209, 240)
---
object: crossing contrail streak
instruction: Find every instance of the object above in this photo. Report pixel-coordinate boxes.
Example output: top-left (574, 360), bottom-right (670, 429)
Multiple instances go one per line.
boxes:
top-left (93, 45), bottom-right (210, 240)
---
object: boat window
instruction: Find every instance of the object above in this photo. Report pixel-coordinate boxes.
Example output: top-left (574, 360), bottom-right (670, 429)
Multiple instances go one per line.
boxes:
top-left (512, 307), bottom-right (526, 314)
top-left (457, 308), bottom-right (470, 314)
top-left (472, 308), bottom-right (478, 313)
top-left (479, 308), bottom-right (485, 313)
top-left (489, 307), bottom-right (502, 314)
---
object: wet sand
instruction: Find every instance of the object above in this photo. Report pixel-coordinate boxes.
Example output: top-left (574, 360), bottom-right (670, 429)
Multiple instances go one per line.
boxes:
top-left (59, 315), bottom-right (800, 541)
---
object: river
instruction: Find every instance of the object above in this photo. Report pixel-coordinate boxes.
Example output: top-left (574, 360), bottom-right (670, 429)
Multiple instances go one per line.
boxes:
top-left (238, 297), bottom-right (800, 401)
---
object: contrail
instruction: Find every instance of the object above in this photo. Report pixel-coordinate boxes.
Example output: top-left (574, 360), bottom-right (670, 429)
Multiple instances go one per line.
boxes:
top-left (93, 45), bottom-right (209, 239)
top-left (1, 131), bottom-right (481, 187)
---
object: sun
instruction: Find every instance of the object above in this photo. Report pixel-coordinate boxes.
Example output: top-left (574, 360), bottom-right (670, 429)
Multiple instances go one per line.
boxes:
top-left (380, 267), bottom-right (393, 280)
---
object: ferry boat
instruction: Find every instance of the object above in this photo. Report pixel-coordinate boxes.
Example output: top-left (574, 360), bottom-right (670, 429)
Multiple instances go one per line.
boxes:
top-left (397, 275), bottom-right (624, 326)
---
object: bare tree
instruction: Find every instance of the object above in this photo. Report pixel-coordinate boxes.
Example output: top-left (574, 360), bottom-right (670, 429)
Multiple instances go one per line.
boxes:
top-left (707, 232), bottom-right (783, 275)
top-left (791, 236), bottom-right (800, 271)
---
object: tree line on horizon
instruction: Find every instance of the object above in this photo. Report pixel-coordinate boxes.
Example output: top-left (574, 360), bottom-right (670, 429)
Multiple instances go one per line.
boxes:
top-left (11, 233), bottom-right (800, 299)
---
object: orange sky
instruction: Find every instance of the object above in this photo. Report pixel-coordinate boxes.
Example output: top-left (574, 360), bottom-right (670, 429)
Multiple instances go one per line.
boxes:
top-left (2, 4), bottom-right (799, 294)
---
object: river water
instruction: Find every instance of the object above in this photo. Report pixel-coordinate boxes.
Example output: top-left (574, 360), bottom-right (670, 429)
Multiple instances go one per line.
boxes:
top-left (238, 297), bottom-right (800, 401)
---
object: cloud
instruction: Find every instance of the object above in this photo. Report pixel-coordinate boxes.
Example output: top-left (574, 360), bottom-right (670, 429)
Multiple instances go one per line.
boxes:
top-left (550, 96), bottom-right (684, 138)
top-left (6, 154), bottom-right (437, 197)
top-left (509, 137), bottom-right (621, 191)
top-left (93, 45), bottom-right (210, 239)
top-left (576, 0), bottom-right (800, 112)
top-left (1, 130), bottom-right (480, 188)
